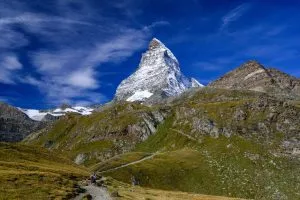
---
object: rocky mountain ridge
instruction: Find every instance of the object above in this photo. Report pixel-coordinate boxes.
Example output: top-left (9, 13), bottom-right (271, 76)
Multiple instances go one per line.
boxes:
top-left (0, 102), bottom-right (47, 142)
top-left (208, 60), bottom-right (300, 98)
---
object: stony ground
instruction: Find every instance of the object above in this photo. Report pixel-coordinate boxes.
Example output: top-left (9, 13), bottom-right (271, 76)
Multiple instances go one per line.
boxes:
top-left (73, 184), bottom-right (112, 200)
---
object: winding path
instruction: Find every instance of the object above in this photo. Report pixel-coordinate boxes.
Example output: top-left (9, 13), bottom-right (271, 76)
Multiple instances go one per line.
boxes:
top-left (170, 128), bottom-right (199, 142)
top-left (98, 153), bottom-right (158, 173)
top-left (96, 129), bottom-right (197, 175)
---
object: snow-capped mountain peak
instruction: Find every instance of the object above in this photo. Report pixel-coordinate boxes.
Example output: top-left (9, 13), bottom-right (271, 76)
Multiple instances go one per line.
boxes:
top-left (115, 38), bottom-right (203, 102)
top-left (148, 38), bottom-right (178, 62)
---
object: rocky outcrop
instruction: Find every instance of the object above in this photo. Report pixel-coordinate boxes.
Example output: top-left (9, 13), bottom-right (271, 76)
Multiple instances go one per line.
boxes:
top-left (208, 61), bottom-right (300, 98)
top-left (71, 108), bottom-right (169, 164)
top-left (268, 68), bottom-right (300, 96)
top-left (173, 93), bottom-right (300, 156)
top-left (127, 110), bottom-right (168, 141)
top-left (0, 102), bottom-right (46, 142)
top-left (115, 38), bottom-right (203, 102)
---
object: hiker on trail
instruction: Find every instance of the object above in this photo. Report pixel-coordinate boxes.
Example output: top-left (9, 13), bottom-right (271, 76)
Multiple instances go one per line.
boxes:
top-left (90, 172), bottom-right (97, 184)
top-left (131, 176), bottom-right (139, 186)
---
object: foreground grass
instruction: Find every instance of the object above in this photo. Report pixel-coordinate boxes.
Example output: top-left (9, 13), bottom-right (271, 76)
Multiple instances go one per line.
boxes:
top-left (106, 178), bottom-right (243, 200)
top-left (0, 143), bottom-right (89, 200)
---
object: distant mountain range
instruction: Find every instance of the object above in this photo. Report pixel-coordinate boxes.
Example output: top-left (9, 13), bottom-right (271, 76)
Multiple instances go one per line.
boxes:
top-left (18, 106), bottom-right (94, 121)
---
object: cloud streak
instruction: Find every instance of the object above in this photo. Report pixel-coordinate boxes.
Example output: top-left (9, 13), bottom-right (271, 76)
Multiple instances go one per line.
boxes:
top-left (0, 13), bottom-right (93, 27)
top-left (221, 3), bottom-right (251, 30)
top-left (0, 54), bottom-right (23, 84)
top-left (28, 26), bottom-right (153, 104)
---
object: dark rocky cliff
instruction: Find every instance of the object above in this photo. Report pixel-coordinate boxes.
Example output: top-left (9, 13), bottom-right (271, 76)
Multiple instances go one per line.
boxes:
top-left (0, 102), bottom-right (46, 142)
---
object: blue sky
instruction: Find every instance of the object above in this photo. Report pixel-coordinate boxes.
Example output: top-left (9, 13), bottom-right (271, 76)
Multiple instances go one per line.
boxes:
top-left (0, 0), bottom-right (300, 109)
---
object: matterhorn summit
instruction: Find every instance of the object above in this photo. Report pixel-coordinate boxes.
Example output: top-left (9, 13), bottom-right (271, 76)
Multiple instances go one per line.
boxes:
top-left (115, 38), bottom-right (203, 102)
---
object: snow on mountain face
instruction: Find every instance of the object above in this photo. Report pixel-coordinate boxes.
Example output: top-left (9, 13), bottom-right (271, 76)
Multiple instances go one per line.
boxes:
top-left (19, 106), bottom-right (94, 121)
top-left (126, 90), bottom-right (153, 102)
top-left (191, 78), bottom-right (204, 87)
top-left (115, 38), bottom-right (203, 102)
top-left (19, 109), bottom-right (48, 121)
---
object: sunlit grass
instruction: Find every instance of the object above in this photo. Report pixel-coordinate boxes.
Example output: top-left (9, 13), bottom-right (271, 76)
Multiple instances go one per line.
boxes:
top-left (0, 143), bottom-right (89, 200)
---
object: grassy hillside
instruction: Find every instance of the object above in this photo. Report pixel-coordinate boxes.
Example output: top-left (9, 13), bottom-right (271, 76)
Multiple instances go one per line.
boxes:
top-left (0, 143), bottom-right (88, 199)
top-left (25, 88), bottom-right (300, 199)
top-left (23, 102), bottom-right (166, 166)
top-left (97, 126), bottom-right (300, 199)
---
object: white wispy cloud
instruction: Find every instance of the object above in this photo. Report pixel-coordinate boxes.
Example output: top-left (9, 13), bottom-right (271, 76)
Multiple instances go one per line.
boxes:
top-left (221, 3), bottom-right (251, 30)
top-left (67, 67), bottom-right (98, 89)
top-left (0, 28), bottom-right (28, 49)
top-left (0, 54), bottom-right (23, 84)
top-left (0, 13), bottom-right (93, 26)
top-left (0, 0), bottom-right (168, 106)
top-left (28, 27), bottom-right (151, 104)
top-left (2, 55), bottom-right (22, 70)
top-left (143, 21), bottom-right (170, 31)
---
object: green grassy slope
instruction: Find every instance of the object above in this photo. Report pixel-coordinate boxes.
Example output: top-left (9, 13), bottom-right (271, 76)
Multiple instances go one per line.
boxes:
top-left (23, 103), bottom-right (158, 166)
top-left (0, 143), bottom-right (88, 200)
top-left (25, 89), bottom-right (300, 199)
top-left (98, 126), bottom-right (300, 199)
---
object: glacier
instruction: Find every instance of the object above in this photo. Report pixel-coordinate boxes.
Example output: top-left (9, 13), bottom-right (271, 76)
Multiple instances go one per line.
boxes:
top-left (19, 106), bottom-right (94, 121)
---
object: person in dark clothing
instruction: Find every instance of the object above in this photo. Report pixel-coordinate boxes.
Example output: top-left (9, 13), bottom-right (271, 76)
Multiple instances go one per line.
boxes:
top-left (90, 172), bottom-right (97, 184)
top-left (131, 176), bottom-right (139, 186)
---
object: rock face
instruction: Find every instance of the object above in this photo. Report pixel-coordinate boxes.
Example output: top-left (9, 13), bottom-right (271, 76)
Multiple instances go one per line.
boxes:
top-left (115, 38), bottom-right (203, 102)
top-left (268, 68), bottom-right (300, 96)
top-left (175, 94), bottom-right (300, 156)
top-left (208, 61), bottom-right (300, 97)
top-left (0, 102), bottom-right (46, 142)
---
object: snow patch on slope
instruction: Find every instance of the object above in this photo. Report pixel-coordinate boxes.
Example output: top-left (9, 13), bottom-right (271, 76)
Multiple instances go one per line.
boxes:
top-left (20, 109), bottom-right (48, 121)
top-left (244, 69), bottom-right (265, 80)
top-left (127, 90), bottom-right (153, 102)
top-left (191, 78), bottom-right (204, 87)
